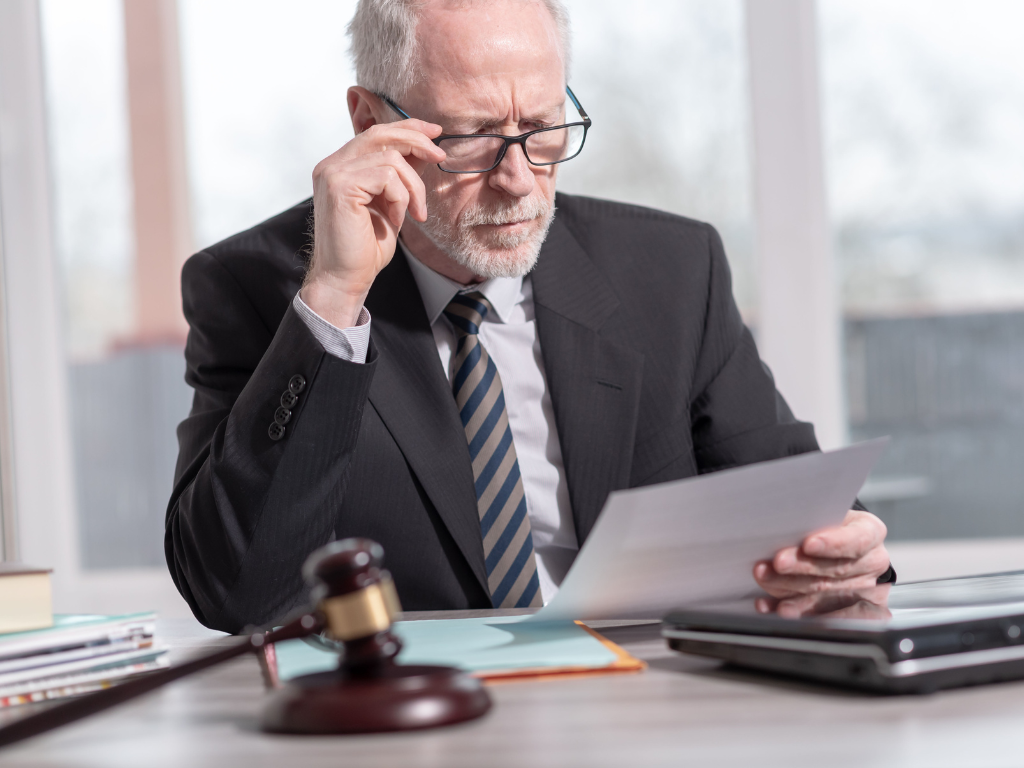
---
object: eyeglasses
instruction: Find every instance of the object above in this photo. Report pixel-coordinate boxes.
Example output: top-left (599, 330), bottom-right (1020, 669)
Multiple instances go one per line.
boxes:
top-left (377, 87), bottom-right (592, 174)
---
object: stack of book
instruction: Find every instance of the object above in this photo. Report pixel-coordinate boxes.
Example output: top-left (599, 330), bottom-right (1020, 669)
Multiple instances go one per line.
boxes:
top-left (0, 564), bottom-right (168, 707)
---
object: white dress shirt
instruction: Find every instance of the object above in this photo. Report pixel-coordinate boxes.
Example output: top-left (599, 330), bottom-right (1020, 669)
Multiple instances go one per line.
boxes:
top-left (292, 244), bottom-right (579, 603)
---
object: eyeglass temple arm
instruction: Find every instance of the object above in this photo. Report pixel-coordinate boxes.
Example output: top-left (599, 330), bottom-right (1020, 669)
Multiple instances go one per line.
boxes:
top-left (375, 93), bottom-right (413, 120)
top-left (565, 86), bottom-right (591, 125)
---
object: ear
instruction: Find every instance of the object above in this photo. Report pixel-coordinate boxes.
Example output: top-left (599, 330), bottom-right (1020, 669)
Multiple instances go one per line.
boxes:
top-left (348, 86), bottom-right (383, 135)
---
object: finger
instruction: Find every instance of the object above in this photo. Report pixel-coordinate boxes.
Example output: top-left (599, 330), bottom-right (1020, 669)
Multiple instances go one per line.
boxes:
top-left (754, 561), bottom-right (882, 599)
top-left (758, 572), bottom-right (882, 599)
top-left (315, 132), bottom-right (443, 185)
top-left (383, 149), bottom-right (429, 221)
top-left (384, 117), bottom-right (444, 139)
top-left (328, 163), bottom-right (411, 231)
top-left (339, 150), bottom-right (428, 221)
top-left (801, 510), bottom-right (887, 559)
top-left (773, 543), bottom-right (890, 580)
top-left (343, 123), bottom-right (447, 164)
top-left (374, 167), bottom-right (412, 230)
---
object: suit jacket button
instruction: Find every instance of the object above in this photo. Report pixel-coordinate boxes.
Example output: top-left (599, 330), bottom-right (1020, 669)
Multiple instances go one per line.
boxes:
top-left (268, 422), bottom-right (286, 441)
top-left (274, 406), bottom-right (292, 426)
top-left (288, 374), bottom-right (306, 395)
top-left (280, 390), bottom-right (298, 408)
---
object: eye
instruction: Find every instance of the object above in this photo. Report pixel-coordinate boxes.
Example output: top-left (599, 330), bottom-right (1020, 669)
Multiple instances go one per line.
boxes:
top-left (469, 123), bottom-right (502, 136)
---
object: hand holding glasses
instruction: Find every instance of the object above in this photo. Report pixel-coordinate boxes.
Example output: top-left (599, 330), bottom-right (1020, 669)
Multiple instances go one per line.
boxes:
top-left (298, 86), bottom-right (587, 329)
top-left (378, 86), bottom-right (591, 174)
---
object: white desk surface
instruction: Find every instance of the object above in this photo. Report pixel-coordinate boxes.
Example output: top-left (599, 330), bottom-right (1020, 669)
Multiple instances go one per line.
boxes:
top-left (4, 539), bottom-right (1024, 768)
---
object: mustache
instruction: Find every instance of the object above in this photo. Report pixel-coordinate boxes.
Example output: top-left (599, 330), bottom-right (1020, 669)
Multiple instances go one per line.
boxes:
top-left (458, 196), bottom-right (551, 228)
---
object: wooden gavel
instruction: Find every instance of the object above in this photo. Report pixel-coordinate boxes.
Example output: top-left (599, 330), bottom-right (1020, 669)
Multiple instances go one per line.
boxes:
top-left (0, 539), bottom-right (492, 748)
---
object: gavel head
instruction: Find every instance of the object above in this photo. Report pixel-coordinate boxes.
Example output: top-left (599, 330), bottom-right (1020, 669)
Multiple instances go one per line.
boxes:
top-left (302, 539), bottom-right (404, 670)
top-left (264, 538), bottom-right (493, 734)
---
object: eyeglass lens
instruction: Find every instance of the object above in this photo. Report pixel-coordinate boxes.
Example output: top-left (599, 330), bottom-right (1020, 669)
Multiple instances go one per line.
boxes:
top-left (437, 124), bottom-right (586, 173)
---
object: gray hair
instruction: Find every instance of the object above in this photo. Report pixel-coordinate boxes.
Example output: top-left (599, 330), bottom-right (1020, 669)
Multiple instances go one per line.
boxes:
top-left (348, 0), bottom-right (572, 100)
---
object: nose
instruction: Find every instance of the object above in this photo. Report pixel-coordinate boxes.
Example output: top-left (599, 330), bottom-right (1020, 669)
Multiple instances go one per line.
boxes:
top-left (487, 142), bottom-right (535, 198)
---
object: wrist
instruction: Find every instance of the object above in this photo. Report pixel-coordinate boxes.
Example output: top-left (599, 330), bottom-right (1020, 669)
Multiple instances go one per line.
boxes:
top-left (299, 278), bottom-right (369, 329)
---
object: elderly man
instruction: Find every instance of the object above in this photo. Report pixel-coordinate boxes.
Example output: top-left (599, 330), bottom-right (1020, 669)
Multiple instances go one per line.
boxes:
top-left (166, 0), bottom-right (892, 633)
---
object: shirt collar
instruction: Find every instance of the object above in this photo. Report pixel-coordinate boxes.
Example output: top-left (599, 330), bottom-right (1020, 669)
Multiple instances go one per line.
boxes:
top-left (399, 240), bottom-right (523, 326)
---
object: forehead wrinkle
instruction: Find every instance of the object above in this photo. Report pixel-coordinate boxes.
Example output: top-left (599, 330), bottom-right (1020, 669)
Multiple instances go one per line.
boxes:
top-left (443, 100), bottom-right (564, 127)
top-left (417, 69), bottom-right (565, 131)
top-left (438, 102), bottom-right (565, 134)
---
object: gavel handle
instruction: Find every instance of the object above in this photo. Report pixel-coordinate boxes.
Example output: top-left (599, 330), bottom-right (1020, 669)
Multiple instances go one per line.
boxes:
top-left (0, 612), bottom-right (323, 750)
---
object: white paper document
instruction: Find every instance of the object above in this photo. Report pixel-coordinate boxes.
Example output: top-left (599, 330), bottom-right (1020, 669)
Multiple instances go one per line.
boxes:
top-left (529, 439), bottom-right (889, 622)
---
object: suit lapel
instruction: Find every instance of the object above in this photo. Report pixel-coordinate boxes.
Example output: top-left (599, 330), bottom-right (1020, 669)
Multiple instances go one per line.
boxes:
top-left (364, 255), bottom-right (489, 597)
top-left (532, 216), bottom-right (645, 545)
top-left (362, 212), bottom-right (644, 583)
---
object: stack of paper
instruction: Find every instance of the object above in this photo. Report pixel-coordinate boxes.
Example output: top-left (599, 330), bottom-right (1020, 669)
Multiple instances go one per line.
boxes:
top-left (0, 613), bottom-right (168, 707)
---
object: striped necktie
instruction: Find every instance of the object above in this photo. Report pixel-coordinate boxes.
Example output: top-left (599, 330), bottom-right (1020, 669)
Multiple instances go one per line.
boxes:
top-left (444, 292), bottom-right (543, 608)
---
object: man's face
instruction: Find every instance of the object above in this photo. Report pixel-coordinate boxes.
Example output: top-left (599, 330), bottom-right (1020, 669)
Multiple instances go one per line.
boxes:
top-left (401, 0), bottom-right (566, 279)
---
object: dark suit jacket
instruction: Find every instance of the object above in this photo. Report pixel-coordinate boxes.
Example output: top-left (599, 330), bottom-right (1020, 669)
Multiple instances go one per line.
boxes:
top-left (166, 193), bottom-right (819, 633)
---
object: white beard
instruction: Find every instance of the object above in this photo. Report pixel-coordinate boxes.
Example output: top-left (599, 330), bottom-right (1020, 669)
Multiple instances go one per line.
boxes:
top-left (416, 192), bottom-right (555, 280)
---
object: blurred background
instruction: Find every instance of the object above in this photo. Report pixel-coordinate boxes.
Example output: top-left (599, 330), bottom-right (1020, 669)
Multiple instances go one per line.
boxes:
top-left (1, 0), bottom-right (1023, 615)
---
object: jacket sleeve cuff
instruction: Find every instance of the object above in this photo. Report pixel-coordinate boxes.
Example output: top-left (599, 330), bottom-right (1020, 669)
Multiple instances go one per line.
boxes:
top-left (292, 292), bottom-right (371, 363)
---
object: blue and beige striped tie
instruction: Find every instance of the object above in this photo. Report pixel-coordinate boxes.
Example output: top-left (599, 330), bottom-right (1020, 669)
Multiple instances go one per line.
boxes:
top-left (444, 292), bottom-right (543, 608)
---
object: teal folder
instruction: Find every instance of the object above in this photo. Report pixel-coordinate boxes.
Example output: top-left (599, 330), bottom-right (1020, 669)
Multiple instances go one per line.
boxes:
top-left (271, 616), bottom-right (627, 681)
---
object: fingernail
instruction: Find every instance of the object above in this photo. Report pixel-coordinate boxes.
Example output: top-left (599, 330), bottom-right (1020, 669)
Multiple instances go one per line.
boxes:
top-left (805, 537), bottom-right (824, 555)
top-left (754, 563), bottom-right (768, 579)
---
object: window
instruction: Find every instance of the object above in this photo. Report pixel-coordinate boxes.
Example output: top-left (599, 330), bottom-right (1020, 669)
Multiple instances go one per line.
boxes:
top-left (821, 0), bottom-right (1024, 537)
top-left (42, 0), bottom-right (185, 571)
top-left (178, 0), bottom-right (359, 249)
top-left (557, 0), bottom-right (755, 315)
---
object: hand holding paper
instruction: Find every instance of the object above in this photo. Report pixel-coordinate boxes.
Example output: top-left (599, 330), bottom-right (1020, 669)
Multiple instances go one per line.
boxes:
top-left (527, 439), bottom-right (889, 623)
top-left (754, 508), bottom-right (891, 597)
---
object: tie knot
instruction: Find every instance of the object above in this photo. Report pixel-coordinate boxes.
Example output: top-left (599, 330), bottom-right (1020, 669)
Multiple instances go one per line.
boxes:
top-left (443, 291), bottom-right (492, 336)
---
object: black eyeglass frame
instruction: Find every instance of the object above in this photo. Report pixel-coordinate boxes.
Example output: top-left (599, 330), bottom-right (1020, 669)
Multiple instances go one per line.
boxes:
top-left (376, 86), bottom-right (592, 174)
